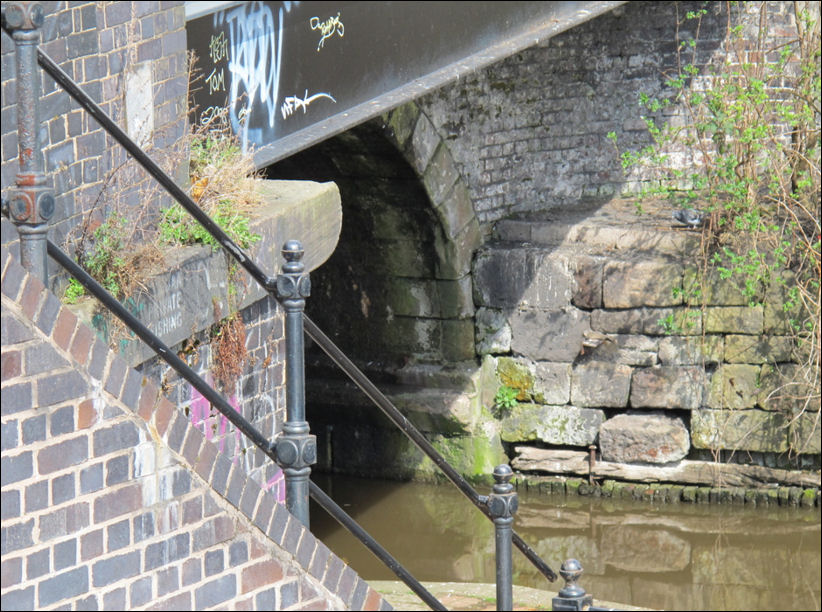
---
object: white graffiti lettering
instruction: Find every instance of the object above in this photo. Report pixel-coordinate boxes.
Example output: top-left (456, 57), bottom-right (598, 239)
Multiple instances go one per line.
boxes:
top-left (309, 12), bottom-right (344, 51)
top-left (208, 31), bottom-right (229, 63)
top-left (199, 105), bottom-right (229, 129)
top-left (219, 2), bottom-right (285, 150)
top-left (205, 67), bottom-right (226, 95)
top-left (280, 90), bottom-right (336, 119)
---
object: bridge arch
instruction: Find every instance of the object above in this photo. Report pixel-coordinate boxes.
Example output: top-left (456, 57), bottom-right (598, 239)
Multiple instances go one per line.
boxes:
top-left (265, 101), bottom-right (482, 372)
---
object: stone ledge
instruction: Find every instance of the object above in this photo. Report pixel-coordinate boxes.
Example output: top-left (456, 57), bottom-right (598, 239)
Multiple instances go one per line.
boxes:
top-left (512, 447), bottom-right (821, 489)
top-left (68, 180), bottom-right (341, 366)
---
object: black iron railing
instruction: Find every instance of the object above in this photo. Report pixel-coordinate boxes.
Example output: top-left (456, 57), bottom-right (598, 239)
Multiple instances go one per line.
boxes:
top-left (2, 7), bottom-right (565, 609)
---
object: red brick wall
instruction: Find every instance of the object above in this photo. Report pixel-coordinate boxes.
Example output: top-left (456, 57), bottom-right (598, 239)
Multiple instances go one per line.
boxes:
top-left (1, 246), bottom-right (390, 611)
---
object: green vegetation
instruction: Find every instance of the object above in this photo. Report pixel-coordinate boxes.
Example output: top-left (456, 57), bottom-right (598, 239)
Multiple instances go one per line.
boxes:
top-left (493, 385), bottom-right (519, 414)
top-left (610, 2), bottom-right (820, 449)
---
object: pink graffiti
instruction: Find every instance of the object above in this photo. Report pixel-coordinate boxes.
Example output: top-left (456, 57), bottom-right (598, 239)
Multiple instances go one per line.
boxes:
top-left (266, 470), bottom-right (286, 504)
top-left (189, 385), bottom-right (241, 457)
top-left (189, 384), bottom-right (284, 503)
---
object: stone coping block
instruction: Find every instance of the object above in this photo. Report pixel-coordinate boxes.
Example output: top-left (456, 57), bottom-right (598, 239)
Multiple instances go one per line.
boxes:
top-left (68, 180), bottom-right (341, 366)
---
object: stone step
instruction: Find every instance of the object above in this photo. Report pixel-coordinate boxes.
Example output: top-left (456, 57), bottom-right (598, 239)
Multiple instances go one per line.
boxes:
top-left (494, 197), bottom-right (701, 257)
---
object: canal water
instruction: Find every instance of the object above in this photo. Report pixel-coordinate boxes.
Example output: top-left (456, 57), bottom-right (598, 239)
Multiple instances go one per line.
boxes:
top-left (310, 475), bottom-right (821, 611)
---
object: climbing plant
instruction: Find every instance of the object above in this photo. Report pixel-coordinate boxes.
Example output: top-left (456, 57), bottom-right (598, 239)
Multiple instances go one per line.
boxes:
top-left (609, 2), bottom-right (820, 452)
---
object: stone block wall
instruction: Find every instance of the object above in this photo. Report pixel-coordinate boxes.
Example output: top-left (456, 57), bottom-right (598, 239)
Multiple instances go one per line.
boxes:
top-left (475, 209), bottom-right (819, 470)
top-left (1, 1), bottom-right (189, 281)
top-left (1, 247), bottom-right (392, 610)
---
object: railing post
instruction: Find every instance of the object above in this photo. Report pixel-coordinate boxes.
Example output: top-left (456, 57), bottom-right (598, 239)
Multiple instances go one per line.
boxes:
top-left (487, 463), bottom-right (518, 611)
top-left (2, 1), bottom-right (54, 283)
top-left (552, 559), bottom-right (594, 611)
top-left (274, 240), bottom-right (316, 527)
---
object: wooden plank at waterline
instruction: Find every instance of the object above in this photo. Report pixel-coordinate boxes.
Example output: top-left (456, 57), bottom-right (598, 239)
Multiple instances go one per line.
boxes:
top-left (512, 447), bottom-right (821, 489)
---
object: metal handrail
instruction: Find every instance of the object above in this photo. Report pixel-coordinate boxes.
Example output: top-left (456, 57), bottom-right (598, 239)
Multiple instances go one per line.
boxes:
top-left (29, 38), bottom-right (556, 587)
top-left (44, 238), bottom-right (446, 612)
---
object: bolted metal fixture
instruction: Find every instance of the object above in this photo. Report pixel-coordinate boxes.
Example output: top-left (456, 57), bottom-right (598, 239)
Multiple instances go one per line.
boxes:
top-left (552, 559), bottom-right (594, 611)
top-left (273, 240), bottom-right (316, 527)
top-left (486, 463), bottom-right (518, 611)
top-left (3, 1), bottom-right (55, 283)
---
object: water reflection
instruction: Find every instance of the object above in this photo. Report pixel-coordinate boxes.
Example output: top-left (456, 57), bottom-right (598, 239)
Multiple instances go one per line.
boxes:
top-left (310, 475), bottom-right (821, 611)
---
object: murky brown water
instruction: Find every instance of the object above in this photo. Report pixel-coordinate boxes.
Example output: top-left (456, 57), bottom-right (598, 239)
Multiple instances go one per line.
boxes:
top-left (310, 475), bottom-right (821, 611)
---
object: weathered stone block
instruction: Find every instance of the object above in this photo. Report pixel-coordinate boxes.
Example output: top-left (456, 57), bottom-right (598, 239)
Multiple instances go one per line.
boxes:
top-left (599, 413), bottom-right (690, 464)
top-left (591, 309), bottom-right (645, 334)
top-left (496, 357), bottom-right (535, 400)
top-left (614, 335), bottom-right (660, 365)
top-left (440, 319), bottom-right (476, 362)
top-left (571, 362), bottom-right (632, 408)
top-left (473, 248), bottom-right (573, 310)
top-left (410, 112), bottom-right (439, 174)
top-left (790, 410), bottom-right (821, 455)
top-left (500, 404), bottom-right (605, 447)
top-left (422, 145), bottom-right (459, 206)
top-left (592, 308), bottom-right (702, 336)
top-left (723, 334), bottom-right (794, 364)
top-left (682, 266), bottom-right (752, 306)
top-left (382, 317), bottom-right (441, 358)
top-left (475, 308), bottom-right (511, 355)
top-left (630, 366), bottom-right (705, 410)
top-left (381, 239), bottom-right (430, 278)
top-left (602, 259), bottom-right (684, 308)
top-left (435, 181), bottom-right (475, 240)
top-left (691, 409), bottom-right (788, 452)
top-left (756, 363), bottom-right (815, 412)
top-left (437, 277), bottom-right (474, 319)
top-left (386, 102), bottom-right (420, 150)
top-left (644, 307), bottom-right (703, 335)
top-left (434, 219), bottom-right (481, 280)
top-left (510, 307), bottom-right (590, 362)
top-left (385, 278), bottom-right (439, 318)
top-left (762, 270), bottom-right (801, 333)
top-left (704, 306), bottom-right (763, 334)
top-left (658, 336), bottom-right (723, 365)
top-left (571, 255), bottom-right (603, 309)
top-left (533, 362), bottom-right (571, 405)
top-left (392, 389), bottom-right (479, 434)
top-left (708, 364), bottom-right (760, 410)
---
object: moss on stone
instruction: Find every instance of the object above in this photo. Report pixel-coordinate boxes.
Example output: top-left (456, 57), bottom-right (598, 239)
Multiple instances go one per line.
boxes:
top-left (565, 479), bottom-right (583, 495)
top-left (496, 357), bottom-right (534, 401)
top-left (800, 489), bottom-right (816, 507)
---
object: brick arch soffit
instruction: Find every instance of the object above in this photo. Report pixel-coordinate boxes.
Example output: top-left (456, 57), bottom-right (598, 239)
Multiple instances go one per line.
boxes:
top-left (377, 101), bottom-right (483, 286)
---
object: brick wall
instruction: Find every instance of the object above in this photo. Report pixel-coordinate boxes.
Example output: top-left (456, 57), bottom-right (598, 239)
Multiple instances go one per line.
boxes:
top-left (1, 1), bottom-right (189, 277)
top-left (137, 293), bottom-right (287, 495)
top-left (1, 246), bottom-right (392, 611)
top-left (414, 1), bottom-right (801, 224)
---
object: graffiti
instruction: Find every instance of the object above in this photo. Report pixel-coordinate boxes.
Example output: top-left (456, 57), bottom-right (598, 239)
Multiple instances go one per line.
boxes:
top-left (266, 471), bottom-right (286, 503)
top-left (189, 380), bottom-right (285, 504)
top-left (310, 12), bottom-right (344, 51)
top-left (208, 31), bottom-right (229, 63)
top-left (280, 90), bottom-right (336, 119)
top-left (205, 67), bottom-right (226, 95)
top-left (200, 105), bottom-right (229, 128)
top-left (219, 1), bottom-right (285, 150)
top-left (155, 289), bottom-right (183, 337)
top-left (189, 383), bottom-right (242, 457)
